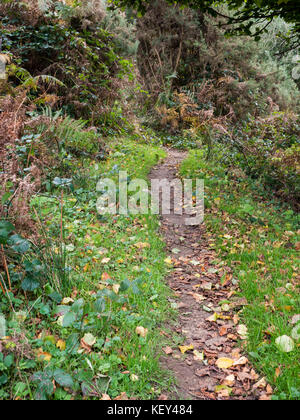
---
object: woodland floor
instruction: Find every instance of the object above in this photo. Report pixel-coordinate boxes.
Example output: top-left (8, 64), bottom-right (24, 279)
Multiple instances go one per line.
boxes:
top-left (150, 149), bottom-right (271, 401)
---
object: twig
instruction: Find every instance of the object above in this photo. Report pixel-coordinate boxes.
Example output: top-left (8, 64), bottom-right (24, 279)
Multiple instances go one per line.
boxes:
top-left (60, 189), bottom-right (64, 243)
top-left (1, 244), bottom-right (11, 291)
top-left (0, 273), bottom-right (6, 294)
top-left (0, 273), bottom-right (15, 313)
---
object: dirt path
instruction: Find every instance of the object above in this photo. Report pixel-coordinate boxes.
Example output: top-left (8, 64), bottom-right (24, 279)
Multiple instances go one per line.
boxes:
top-left (149, 149), bottom-right (270, 401)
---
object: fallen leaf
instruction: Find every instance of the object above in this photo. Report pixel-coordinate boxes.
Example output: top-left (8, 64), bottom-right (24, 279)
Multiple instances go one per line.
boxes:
top-left (112, 284), bottom-right (120, 294)
top-left (37, 349), bottom-right (52, 362)
top-left (215, 385), bottom-right (232, 397)
top-left (179, 344), bottom-right (194, 354)
top-left (233, 356), bottom-right (248, 366)
top-left (253, 377), bottom-right (267, 390)
top-left (207, 313), bottom-right (218, 322)
top-left (193, 350), bottom-right (204, 362)
top-left (56, 339), bottom-right (66, 351)
top-left (219, 326), bottom-right (228, 336)
top-left (101, 272), bottom-right (111, 281)
top-left (101, 393), bottom-right (111, 400)
top-left (82, 333), bottom-right (96, 347)
top-left (216, 358), bottom-right (234, 369)
top-left (291, 324), bottom-right (300, 341)
top-left (61, 297), bottom-right (74, 305)
top-left (223, 374), bottom-right (235, 386)
top-left (134, 242), bottom-right (150, 249)
top-left (114, 392), bottom-right (128, 400)
top-left (237, 324), bottom-right (248, 340)
top-left (275, 335), bottom-right (295, 353)
top-left (291, 314), bottom-right (300, 325)
top-left (162, 346), bottom-right (173, 355)
top-left (136, 326), bottom-right (148, 338)
top-left (189, 292), bottom-right (205, 303)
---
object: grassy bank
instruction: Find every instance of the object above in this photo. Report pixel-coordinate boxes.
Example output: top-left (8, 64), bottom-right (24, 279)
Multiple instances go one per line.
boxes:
top-left (180, 147), bottom-right (300, 400)
top-left (0, 138), bottom-right (176, 400)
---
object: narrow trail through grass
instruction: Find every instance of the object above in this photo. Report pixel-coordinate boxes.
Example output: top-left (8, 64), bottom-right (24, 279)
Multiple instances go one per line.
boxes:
top-left (151, 149), bottom-right (264, 400)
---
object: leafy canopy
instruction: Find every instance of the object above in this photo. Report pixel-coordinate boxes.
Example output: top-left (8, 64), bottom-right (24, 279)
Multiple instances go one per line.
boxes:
top-left (110, 0), bottom-right (300, 42)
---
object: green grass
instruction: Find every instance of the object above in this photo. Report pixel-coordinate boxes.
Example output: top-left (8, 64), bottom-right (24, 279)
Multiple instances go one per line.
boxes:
top-left (0, 138), bottom-right (177, 400)
top-left (180, 147), bottom-right (300, 400)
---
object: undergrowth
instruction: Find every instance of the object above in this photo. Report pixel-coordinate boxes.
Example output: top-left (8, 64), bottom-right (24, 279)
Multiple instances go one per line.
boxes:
top-left (0, 138), bottom-right (177, 400)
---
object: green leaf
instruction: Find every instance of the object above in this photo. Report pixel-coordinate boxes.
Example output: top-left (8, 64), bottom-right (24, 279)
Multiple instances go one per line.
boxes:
top-left (53, 177), bottom-right (72, 187)
top-left (0, 314), bottom-right (6, 338)
top-left (53, 369), bottom-right (74, 388)
top-left (0, 374), bottom-right (8, 385)
top-left (9, 234), bottom-right (31, 253)
top-left (120, 278), bottom-right (131, 292)
top-left (48, 292), bottom-right (62, 304)
top-left (71, 298), bottom-right (84, 313)
top-left (0, 220), bottom-right (14, 244)
top-left (32, 371), bottom-right (54, 400)
top-left (94, 297), bottom-right (105, 313)
top-left (62, 311), bottom-right (76, 327)
top-left (4, 354), bottom-right (14, 368)
top-left (21, 277), bottom-right (40, 292)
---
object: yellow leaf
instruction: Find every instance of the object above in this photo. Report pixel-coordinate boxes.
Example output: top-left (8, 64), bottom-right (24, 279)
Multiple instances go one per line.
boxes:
top-left (179, 344), bottom-right (194, 354)
top-left (37, 349), bottom-right (52, 362)
top-left (207, 313), bottom-right (218, 322)
top-left (61, 297), bottom-right (74, 305)
top-left (56, 339), bottom-right (66, 351)
top-left (134, 242), bottom-right (150, 249)
top-left (43, 335), bottom-right (56, 345)
top-left (164, 257), bottom-right (173, 265)
top-left (216, 357), bottom-right (234, 369)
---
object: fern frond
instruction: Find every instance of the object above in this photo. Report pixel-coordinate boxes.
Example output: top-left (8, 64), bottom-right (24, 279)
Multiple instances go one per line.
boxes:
top-left (22, 75), bottom-right (65, 91)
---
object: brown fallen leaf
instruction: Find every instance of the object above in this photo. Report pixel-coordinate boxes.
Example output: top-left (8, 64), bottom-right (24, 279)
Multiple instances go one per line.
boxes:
top-left (101, 393), bottom-right (111, 400)
top-left (158, 394), bottom-right (169, 400)
top-left (274, 367), bottom-right (281, 381)
top-left (253, 377), bottom-right (267, 390)
top-left (162, 346), bottom-right (173, 355)
top-left (219, 326), bottom-right (228, 336)
top-left (114, 392), bottom-right (128, 400)
top-left (259, 394), bottom-right (271, 401)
